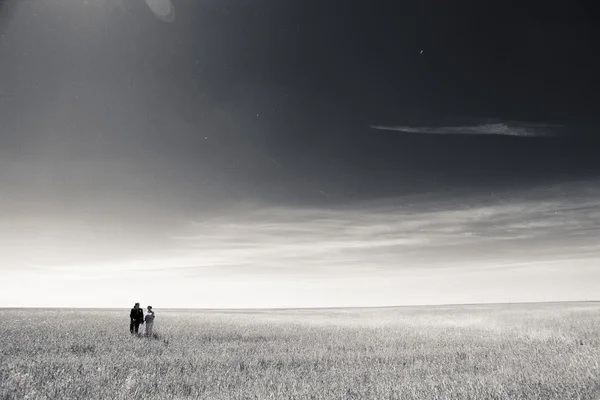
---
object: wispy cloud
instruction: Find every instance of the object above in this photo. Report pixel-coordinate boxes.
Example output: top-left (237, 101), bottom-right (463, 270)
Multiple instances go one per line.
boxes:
top-left (6, 180), bottom-right (599, 283)
top-left (370, 122), bottom-right (559, 137)
top-left (3, 181), bottom-right (600, 307)
top-left (164, 181), bottom-right (600, 278)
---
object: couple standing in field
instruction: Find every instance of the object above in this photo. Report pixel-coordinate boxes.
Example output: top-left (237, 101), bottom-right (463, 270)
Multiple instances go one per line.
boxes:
top-left (129, 302), bottom-right (156, 337)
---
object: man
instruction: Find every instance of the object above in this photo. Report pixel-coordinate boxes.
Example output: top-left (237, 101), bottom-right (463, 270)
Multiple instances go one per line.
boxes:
top-left (129, 303), bottom-right (144, 335)
top-left (144, 305), bottom-right (155, 337)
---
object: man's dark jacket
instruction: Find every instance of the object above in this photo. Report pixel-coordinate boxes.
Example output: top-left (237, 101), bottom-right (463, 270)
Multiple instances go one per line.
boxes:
top-left (130, 308), bottom-right (144, 323)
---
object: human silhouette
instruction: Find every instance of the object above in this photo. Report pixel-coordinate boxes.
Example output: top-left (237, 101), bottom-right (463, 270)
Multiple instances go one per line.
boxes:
top-left (129, 303), bottom-right (144, 335)
top-left (145, 305), bottom-right (155, 337)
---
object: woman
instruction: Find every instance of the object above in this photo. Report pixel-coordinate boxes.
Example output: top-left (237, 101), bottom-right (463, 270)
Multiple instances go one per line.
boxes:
top-left (144, 305), bottom-right (155, 337)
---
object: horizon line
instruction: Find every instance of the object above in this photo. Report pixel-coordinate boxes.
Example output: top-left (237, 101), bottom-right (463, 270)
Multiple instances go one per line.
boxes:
top-left (1, 299), bottom-right (598, 311)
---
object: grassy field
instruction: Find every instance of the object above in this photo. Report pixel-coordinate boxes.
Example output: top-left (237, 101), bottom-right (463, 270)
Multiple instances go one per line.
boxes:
top-left (1, 302), bottom-right (600, 399)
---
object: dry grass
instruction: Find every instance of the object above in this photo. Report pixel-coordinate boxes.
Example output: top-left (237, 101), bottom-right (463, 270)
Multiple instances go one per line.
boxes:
top-left (1, 302), bottom-right (600, 399)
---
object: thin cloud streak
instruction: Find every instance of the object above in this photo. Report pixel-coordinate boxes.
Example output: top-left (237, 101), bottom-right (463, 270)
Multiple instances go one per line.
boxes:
top-left (3, 181), bottom-right (600, 307)
top-left (163, 182), bottom-right (600, 278)
top-left (5, 182), bottom-right (600, 290)
top-left (6, 181), bottom-right (600, 283)
top-left (370, 123), bottom-right (559, 137)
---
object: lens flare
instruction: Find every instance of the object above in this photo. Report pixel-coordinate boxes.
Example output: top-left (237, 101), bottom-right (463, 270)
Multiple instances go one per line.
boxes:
top-left (144, 0), bottom-right (175, 22)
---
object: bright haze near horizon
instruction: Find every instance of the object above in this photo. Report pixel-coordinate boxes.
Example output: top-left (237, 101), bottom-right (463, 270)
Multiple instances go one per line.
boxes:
top-left (1, 0), bottom-right (600, 308)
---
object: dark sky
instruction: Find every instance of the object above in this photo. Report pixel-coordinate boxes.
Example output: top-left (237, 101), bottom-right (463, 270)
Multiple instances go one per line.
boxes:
top-left (1, 0), bottom-right (599, 307)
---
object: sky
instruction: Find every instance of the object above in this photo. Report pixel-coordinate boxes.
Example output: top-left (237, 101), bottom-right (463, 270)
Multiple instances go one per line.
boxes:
top-left (1, 0), bottom-right (600, 308)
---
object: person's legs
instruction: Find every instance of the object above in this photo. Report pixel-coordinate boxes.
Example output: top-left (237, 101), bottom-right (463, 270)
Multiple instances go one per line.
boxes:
top-left (130, 320), bottom-right (135, 334)
top-left (146, 322), bottom-right (153, 337)
top-left (134, 322), bottom-right (140, 334)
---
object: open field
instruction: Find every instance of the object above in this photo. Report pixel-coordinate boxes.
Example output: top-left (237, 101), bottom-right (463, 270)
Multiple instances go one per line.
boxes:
top-left (1, 302), bottom-right (600, 399)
